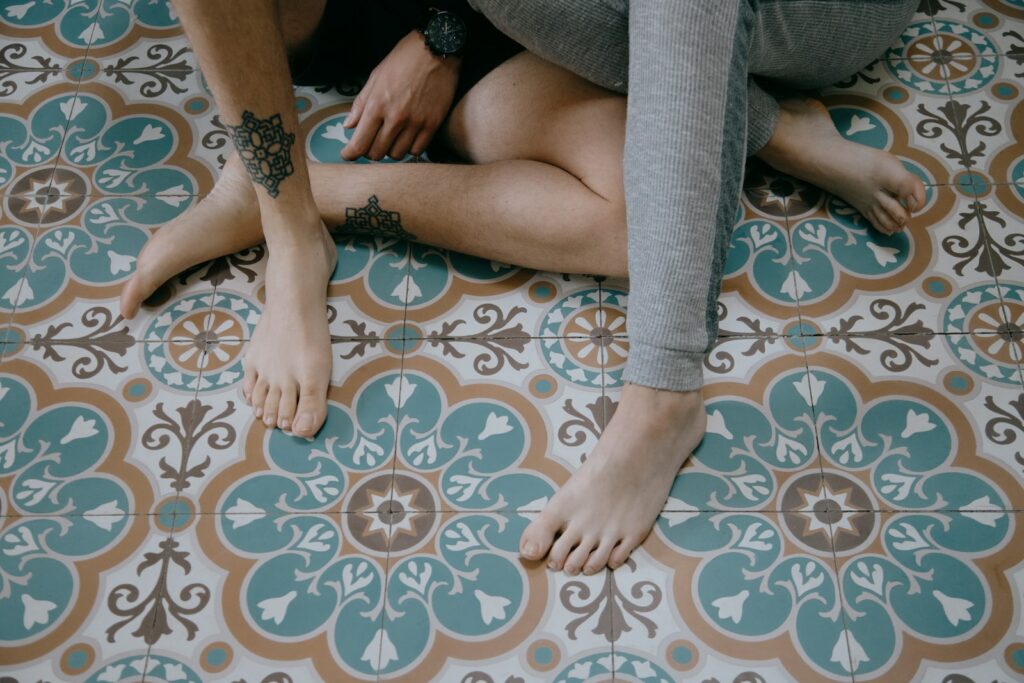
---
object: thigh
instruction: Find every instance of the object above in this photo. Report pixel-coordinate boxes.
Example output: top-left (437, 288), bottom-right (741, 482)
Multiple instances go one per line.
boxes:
top-left (440, 51), bottom-right (627, 201)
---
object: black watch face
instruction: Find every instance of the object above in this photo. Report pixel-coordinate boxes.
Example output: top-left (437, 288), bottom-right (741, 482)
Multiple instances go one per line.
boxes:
top-left (427, 12), bottom-right (466, 55)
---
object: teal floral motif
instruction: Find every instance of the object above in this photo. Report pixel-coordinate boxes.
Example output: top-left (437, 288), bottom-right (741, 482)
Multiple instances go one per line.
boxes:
top-left (0, 373), bottom-right (131, 517)
top-left (219, 373), bottom-right (398, 516)
top-left (539, 287), bottom-right (606, 389)
top-left (840, 511), bottom-right (1008, 676)
top-left (886, 21), bottom-right (999, 95)
top-left (943, 284), bottom-right (1022, 385)
top-left (605, 652), bottom-right (673, 682)
top-left (332, 234), bottom-right (414, 309)
top-left (397, 371), bottom-right (553, 510)
top-left (0, 516), bottom-right (126, 643)
top-left (657, 512), bottom-right (849, 677)
top-left (667, 367), bottom-right (818, 511)
top-left (211, 365), bottom-right (554, 677)
top-left (0, 226), bottom-right (32, 312)
top-left (0, 373), bottom-right (134, 645)
top-left (220, 512), bottom-right (386, 678)
top-left (723, 218), bottom-right (796, 303)
top-left (144, 291), bottom-right (258, 391)
top-left (789, 214), bottom-right (910, 304)
top-left (812, 366), bottom-right (1009, 509)
top-left (16, 195), bottom-right (188, 313)
top-left (59, 91), bottom-right (197, 195)
top-left (85, 654), bottom-right (201, 683)
top-left (403, 244), bottom-right (519, 309)
top-left (929, 20), bottom-right (1000, 94)
top-left (0, 95), bottom-right (73, 189)
top-left (380, 514), bottom-right (528, 675)
top-left (0, 0), bottom-right (178, 50)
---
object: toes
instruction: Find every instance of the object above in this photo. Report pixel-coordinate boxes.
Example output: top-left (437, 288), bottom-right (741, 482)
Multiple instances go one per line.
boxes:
top-left (895, 174), bottom-right (927, 215)
top-left (292, 381), bottom-right (329, 438)
top-left (118, 275), bottom-right (144, 320)
top-left (262, 387), bottom-right (282, 428)
top-left (877, 193), bottom-right (910, 230)
top-left (520, 509), bottom-right (562, 561)
top-left (608, 535), bottom-right (644, 570)
top-left (563, 536), bottom-right (599, 576)
top-left (241, 362), bottom-right (257, 405)
top-left (869, 205), bottom-right (898, 235)
top-left (250, 379), bottom-right (269, 420)
top-left (276, 383), bottom-right (298, 432)
top-left (547, 529), bottom-right (581, 572)
top-left (583, 539), bottom-right (617, 575)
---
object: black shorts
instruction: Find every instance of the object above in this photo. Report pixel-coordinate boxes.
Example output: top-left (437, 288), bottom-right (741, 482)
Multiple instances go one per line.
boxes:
top-left (291, 0), bottom-right (523, 157)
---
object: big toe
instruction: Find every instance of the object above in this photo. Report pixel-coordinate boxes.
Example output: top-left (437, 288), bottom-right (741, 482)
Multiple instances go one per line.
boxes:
top-left (119, 266), bottom-right (159, 319)
top-left (885, 163), bottom-right (926, 214)
top-left (292, 383), bottom-right (329, 438)
top-left (119, 275), bottom-right (144, 320)
top-left (520, 509), bottom-right (561, 561)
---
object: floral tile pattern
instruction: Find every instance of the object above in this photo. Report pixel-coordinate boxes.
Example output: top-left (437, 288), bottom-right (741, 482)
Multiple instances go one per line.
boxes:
top-left (3, 3), bottom-right (1024, 682)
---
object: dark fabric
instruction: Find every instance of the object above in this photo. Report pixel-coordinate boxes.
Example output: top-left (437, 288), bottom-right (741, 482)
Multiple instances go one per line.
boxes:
top-left (290, 0), bottom-right (523, 106)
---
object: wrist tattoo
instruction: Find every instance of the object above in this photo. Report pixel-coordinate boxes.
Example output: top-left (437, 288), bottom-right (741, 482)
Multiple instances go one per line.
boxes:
top-left (227, 110), bottom-right (295, 198)
top-left (341, 195), bottom-right (417, 241)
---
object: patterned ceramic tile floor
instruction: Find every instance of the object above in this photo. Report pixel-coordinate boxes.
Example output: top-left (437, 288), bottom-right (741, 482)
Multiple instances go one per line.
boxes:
top-left (3, 1), bottom-right (1024, 682)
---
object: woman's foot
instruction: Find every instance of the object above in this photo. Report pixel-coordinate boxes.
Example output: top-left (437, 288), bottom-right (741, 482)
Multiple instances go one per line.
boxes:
top-left (241, 221), bottom-right (336, 438)
top-left (519, 384), bottom-right (706, 575)
top-left (119, 153), bottom-right (263, 318)
top-left (757, 97), bottom-right (927, 235)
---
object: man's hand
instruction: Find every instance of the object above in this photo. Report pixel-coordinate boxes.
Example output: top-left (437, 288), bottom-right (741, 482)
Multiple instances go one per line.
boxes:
top-left (342, 29), bottom-right (460, 161)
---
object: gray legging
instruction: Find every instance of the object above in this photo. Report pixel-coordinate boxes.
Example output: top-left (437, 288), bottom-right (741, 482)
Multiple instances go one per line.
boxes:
top-left (468, 0), bottom-right (918, 391)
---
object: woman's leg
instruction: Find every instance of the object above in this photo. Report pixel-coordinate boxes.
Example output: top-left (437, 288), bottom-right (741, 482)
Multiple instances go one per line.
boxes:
top-left (745, 0), bottom-right (927, 234)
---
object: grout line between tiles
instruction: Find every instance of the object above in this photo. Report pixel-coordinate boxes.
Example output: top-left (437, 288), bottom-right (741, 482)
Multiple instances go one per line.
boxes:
top-left (822, 514), bottom-right (857, 683)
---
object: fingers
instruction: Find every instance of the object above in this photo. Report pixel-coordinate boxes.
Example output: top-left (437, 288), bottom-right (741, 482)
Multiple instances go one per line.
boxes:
top-left (341, 110), bottom-right (383, 161)
top-left (411, 127), bottom-right (435, 157)
top-left (389, 127), bottom-right (418, 160)
top-left (345, 95), bottom-right (365, 130)
top-left (368, 117), bottom-right (404, 161)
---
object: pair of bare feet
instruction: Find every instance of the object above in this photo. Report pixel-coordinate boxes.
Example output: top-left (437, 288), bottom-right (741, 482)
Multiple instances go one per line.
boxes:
top-left (119, 98), bottom-right (926, 574)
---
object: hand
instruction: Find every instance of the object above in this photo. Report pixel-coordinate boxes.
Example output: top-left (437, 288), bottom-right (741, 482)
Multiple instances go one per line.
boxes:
top-left (342, 30), bottom-right (460, 161)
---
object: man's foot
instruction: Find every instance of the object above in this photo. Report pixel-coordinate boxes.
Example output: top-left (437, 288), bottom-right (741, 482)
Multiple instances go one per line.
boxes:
top-left (119, 153), bottom-right (263, 318)
top-left (241, 221), bottom-right (336, 438)
top-left (519, 384), bottom-right (706, 575)
top-left (758, 98), bottom-right (927, 235)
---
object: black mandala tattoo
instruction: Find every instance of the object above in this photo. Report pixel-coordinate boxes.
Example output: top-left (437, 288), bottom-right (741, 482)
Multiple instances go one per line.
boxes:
top-left (227, 110), bottom-right (295, 198)
top-left (341, 195), bottom-right (417, 240)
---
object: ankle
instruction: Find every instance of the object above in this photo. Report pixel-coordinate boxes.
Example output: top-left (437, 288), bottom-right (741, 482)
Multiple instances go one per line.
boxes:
top-left (620, 383), bottom-right (704, 421)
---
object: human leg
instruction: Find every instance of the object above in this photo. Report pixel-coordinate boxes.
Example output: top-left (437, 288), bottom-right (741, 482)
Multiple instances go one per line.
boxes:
top-left (122, 51), bottom-right (629, 314)
top-left (487, 0), bottom-right (923, 574)
top-left (472, 0), bottom-right (924, 237)
top-left (745, 1), bottom-right (926, 234)
top-left (167, 0), bottom-right (335, 437)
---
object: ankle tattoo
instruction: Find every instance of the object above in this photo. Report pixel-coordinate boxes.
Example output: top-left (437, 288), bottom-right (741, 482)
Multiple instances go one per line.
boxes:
top-left (341, 195), bottom-right (417, 241)
top-left (227, 110), bottom-right (295, 198)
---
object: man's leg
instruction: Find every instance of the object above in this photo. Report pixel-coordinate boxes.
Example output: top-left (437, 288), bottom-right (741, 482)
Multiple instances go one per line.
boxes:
top-left (165, 0), bottom-right (335, 438)
top-left (122, 52), bottom-right (629, 317)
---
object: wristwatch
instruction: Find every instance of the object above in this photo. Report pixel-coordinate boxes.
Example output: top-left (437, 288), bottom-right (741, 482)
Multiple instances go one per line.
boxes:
top-left (420, 7), bottom-right (467, 58)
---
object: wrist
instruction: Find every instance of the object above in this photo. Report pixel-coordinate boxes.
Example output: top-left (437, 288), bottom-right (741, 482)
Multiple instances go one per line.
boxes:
top-left (411, 29), bottom-right (461, 71)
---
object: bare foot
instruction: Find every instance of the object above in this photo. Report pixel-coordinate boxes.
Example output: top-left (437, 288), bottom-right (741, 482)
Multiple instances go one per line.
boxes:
top-left (519, 384), bottom-right (706, 575)
top-left (758, 98), bottom-right (927, 235)
top-left (120, 153), bottom-right (264, 319)
top-left (241, 222), bottom-right (336, 438)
